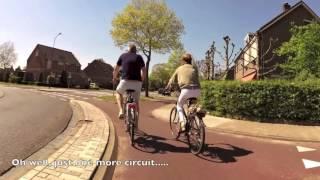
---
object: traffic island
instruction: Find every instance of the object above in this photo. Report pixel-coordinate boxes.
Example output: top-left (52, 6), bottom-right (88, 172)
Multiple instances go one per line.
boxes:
top-left (2, 100), bottom-right (117, 180)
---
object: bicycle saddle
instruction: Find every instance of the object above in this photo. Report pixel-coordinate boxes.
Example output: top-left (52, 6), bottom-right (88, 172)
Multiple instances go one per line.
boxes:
top-left (126, 89), bottom-right (135, 93)
top-left (187, 97), bottom-right (197, 101)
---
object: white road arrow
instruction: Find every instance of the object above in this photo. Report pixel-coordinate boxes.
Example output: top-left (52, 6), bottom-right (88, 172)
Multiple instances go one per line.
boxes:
top-left (302, 159), bottom-right (320, 169)
top-left (296, 146), bottom-right (316, 153)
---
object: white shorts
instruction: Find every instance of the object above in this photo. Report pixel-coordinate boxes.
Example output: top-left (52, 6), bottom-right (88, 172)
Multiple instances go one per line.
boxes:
top-left (116, 80), bottom-right (143, 100)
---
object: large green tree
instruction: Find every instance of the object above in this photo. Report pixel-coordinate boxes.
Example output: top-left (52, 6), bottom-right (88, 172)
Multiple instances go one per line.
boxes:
top-left (277, 22), bottom-right (320, 79)
top-left (110, 0), bottom-right (184, 96)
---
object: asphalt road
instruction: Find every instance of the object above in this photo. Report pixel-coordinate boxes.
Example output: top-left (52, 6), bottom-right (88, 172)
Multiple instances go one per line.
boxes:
top-left (0, 87), bottom-right (72, 175)
top-left (88, 98), bottom-right (320, 180)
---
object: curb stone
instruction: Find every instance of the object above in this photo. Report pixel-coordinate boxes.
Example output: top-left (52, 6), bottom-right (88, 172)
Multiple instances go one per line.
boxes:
top-left (92, 112), bottom-right (118, 180)
top-left (207, 128), bottom-right (320, 143)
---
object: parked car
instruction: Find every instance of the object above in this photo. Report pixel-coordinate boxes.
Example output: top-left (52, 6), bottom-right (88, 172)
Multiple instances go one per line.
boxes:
top-left (90, 82), bottom-right (99, 89)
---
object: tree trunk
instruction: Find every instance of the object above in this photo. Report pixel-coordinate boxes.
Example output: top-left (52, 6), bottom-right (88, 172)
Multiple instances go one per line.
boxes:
top-left (145, 55), bottom-right (151, 97)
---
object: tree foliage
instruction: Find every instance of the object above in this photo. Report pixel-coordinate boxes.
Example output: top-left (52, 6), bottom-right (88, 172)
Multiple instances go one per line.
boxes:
top-left (277, 22), bottom-right (320, 79)
top-left (0, 41), bottom-right (17, 68)
top-left (149, 47), bottom-right (185, 90)
top-left (166, 47), bottom-right (186, 75)
top-left (110, 0), bottom-right (184, 96)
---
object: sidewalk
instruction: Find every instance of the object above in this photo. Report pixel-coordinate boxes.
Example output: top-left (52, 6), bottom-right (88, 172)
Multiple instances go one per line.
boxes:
top-left (0, 89), bottom-right (4, 98)
top-left (152, 104), bottom-right (320, 142)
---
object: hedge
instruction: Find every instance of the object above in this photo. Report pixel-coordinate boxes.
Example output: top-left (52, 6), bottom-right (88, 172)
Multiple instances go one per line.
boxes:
top-left (201, 80), bottom-right (320, 123)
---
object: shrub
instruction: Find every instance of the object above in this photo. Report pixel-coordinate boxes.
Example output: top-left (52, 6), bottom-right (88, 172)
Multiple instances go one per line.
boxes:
top-left (9, 74), bottom-right (19, 83)
top-left (201, 80), bottom-right (320, 123)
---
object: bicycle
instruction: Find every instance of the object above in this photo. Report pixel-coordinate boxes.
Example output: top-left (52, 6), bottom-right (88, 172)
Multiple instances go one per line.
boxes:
top-left (169, 95), bottom-right (206, 155)
top-left (123, 89), bottom-right (138, 146)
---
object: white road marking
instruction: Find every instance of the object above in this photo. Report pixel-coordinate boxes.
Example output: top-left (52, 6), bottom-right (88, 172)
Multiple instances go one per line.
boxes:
top-left (56, 94), bottom-right (70, 98)
top-left (60, 98), bottom-right (67, 101)
top-left (302, 159), bottom-right (320, 169)
top-left (82, 97), bottom-right (89, 100)
top-left (297, 146), bottom-right (316, 152)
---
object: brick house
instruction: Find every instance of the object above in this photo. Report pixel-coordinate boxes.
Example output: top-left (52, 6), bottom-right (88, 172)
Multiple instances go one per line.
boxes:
top-left (83, 59), bottom-right (114, 89)
top-left (25, 44), bottom-right (89, 87)
top-left (234, 1), bottom-right (320, 81)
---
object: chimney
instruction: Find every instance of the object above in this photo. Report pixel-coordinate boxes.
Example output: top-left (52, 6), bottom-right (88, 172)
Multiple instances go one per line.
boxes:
top-left (283, 3), bottom-right (291, 12)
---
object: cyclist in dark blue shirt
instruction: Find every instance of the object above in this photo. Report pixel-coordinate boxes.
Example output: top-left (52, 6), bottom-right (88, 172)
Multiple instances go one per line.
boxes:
top-left (113, 44), bottom-right (146, 122)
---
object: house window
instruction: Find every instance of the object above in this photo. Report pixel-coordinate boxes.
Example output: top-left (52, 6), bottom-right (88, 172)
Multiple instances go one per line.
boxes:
top-left (35, 50), bottom-right (39, 57)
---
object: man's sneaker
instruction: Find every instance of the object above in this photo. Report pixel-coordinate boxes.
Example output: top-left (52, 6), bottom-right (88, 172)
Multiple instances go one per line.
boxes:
top-left (180, 121), bottom-right (186, 132)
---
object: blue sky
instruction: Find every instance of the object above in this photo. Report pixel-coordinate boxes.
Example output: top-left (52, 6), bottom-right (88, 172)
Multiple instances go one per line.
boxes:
top-left (0, 0), bottom-right (319, 70)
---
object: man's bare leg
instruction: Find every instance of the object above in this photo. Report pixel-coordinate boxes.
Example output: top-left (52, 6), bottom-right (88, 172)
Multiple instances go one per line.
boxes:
top-left (116, 92), bottom-right (124, 118)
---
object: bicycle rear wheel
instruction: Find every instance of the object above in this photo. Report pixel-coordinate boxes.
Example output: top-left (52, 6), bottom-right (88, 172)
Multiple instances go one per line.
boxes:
top-left (128, 108), bottom-right (135, 146)
top-left (169, 106), bottom-right (180, 139)
top-left (187, 116), bottom-right (205, 155)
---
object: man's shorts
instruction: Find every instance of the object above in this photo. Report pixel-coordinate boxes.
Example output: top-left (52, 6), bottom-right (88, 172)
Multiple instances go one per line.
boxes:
top-left (116, 80), bottom-right (143, 101)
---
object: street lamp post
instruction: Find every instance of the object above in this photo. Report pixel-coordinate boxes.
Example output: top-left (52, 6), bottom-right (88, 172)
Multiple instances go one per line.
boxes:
top-left (51, 32), bottom-right (62, 88)
top-left (53, 32), bottom-right (62, 48)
